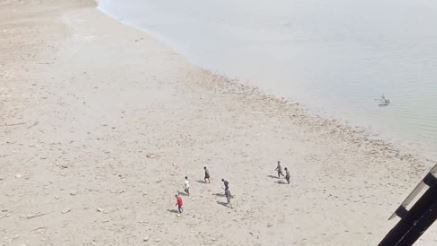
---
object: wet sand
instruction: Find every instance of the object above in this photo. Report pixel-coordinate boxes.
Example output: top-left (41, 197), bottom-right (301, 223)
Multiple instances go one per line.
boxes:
top-left (0, 0), bottom-right (435, 245)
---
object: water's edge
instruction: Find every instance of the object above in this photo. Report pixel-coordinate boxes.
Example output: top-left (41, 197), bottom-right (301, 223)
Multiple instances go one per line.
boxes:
top-left (95, 4), bottom-right (436, 164)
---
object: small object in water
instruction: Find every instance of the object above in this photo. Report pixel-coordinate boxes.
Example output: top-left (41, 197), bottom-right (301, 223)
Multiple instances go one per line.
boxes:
top-left (378, 94), bottom-right (390, 107)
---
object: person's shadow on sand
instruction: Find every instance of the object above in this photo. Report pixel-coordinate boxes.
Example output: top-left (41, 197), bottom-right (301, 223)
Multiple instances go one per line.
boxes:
top-left (212, 192), bottom-right (225, 197)
top-left (167, 209), bottom-right (179, 214)
top-left (178, 191), bottom-right (189, 196)
top-left (276, 180), bottom-right (288, 184)
top-left (195, 180), bottom-right (206, 184)
top-left (267, 175), bottom-right (279, 179)
top-left (216, 201), bottom-right (231, 208)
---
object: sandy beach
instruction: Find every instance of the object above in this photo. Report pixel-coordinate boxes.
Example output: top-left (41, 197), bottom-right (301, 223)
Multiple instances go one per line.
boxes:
top-left (0, 0), bottom-right (436, 245)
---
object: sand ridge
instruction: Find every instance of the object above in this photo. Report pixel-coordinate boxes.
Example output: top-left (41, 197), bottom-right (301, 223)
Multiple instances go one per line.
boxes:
top-left (0, 1), bottom-right (436, 245)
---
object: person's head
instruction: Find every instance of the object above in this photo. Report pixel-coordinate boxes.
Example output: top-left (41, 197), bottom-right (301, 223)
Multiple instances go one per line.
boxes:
top-left (221, 178), bottom-right (224, 182)
top-left (175, 194), bottom-right (178, 197)
top-left (204, 166), bottom-right (207, 170)
top-left (185, 176), bottom-right (188, 180)
top-left (278, 161), bottom-right (281, 164)
top-left (284, 167), bottom-right (288, 171)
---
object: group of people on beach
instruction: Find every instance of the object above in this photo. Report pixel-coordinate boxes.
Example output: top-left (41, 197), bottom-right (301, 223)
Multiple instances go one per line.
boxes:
top-left (174, 161), bottom-right (290, 215)
top-left (174, 166), bottom-right (223, 215)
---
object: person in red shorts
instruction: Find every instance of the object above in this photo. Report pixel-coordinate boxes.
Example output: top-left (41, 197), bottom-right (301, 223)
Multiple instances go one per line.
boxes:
top-left (175, 194), bottom-right (183, 214)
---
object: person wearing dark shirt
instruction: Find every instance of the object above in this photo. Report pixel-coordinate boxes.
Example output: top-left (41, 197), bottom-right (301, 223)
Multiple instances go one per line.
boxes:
top-left (221, 178), bottom-right (229, 191)
top-left (204, 166), bottom-right (210, 183)
top-left (275, 161), bottom-right (284, 178)
top-left (225, 188), bottom-right (232, 206)
top-left (284, 167), bottom-right (290, 184)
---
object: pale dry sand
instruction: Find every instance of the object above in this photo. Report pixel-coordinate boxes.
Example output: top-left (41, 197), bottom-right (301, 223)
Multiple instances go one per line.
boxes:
top-left (0, 1), bottom-right (436, 245)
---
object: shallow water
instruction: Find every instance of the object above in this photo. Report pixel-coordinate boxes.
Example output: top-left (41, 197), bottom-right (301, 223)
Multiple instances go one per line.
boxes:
top-left (98, 0), bottom-right (437, 159)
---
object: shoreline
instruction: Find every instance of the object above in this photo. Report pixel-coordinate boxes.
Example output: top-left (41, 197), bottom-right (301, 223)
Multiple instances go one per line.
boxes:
top-left (1, 1), bottom-right (436, 245)
top-left (97, 2), bottom-right (437, 163)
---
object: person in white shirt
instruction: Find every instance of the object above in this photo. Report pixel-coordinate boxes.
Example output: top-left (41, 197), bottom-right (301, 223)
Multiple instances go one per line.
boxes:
top-left (184, 176), bottom-right (190, 196)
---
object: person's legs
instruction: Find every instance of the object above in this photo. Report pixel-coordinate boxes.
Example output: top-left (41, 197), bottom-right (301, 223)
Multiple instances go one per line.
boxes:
top-left (226, 194), bottom-right (232, 208)
top-left (225, 189), bottom-right (231, 204)
top-left (178, 206), bottom-right (183, 213)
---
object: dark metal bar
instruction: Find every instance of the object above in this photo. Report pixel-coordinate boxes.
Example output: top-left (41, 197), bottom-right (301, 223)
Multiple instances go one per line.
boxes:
top-left (397, 197), bottom-right (437, 245)
top-left (395, 206), bottom-right (409, 219)
top-left (423, 173), bottom-right (437, 187)
top-left (379, 168), bottom-right (437, 246)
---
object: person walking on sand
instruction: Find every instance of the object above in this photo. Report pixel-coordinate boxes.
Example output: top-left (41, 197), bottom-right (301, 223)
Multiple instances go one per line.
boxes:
top-left (184, 176), bottom-right (190, 196)
top-left (203, 166), bottom-right (210, 183)
top-left (284, 167), bottom-right (290, 184)
top-left (221, 178), bottom-right (229, 192)
top-left (175, 194), bottom-right (183, 214)
top-left (275, 161), bottom-right (284, 178)
top-left (225, 188), bottom-right (232, 207)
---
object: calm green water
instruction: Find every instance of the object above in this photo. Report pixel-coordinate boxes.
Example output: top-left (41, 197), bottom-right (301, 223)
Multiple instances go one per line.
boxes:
top-left (98, 0), bottom-right (437, 159)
